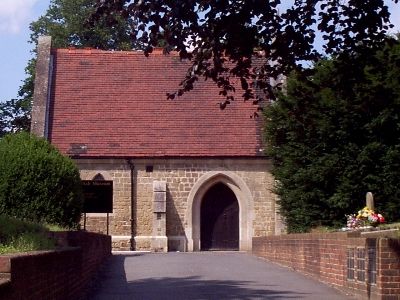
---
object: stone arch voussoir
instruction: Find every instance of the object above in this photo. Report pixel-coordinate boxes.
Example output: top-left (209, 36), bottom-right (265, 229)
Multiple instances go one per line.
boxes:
top-left (80, 170), bottom-right (113, 181)
top-left (185, 171), bottom-right (254, 252)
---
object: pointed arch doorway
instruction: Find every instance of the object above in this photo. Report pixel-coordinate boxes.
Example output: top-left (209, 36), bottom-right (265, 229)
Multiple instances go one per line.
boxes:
top-left (185, 171), bottom-right (254, 252)
top-left (200, 183), bottom-right (239, 250)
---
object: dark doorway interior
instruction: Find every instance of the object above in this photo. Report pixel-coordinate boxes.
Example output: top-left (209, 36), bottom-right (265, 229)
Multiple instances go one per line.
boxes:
top-left (200, 183), bottom-right (239, 251)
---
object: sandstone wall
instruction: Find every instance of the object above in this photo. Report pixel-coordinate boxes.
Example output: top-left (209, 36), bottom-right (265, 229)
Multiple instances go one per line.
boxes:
top-left (77, 158), bottom-right (280, 251)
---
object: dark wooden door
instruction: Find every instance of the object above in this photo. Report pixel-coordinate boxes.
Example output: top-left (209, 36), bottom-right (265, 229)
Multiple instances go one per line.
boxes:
top-left (200, 183), bottom-right (239, 250)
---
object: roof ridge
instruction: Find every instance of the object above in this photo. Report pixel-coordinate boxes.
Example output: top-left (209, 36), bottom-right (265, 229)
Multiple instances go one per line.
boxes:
top-left (52, 47), bottom-right (180, 56)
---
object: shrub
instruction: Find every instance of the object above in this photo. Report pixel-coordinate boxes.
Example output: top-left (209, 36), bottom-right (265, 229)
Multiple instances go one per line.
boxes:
top-left (264, 38), bottom-right (400, 232)
top-left (0, 132), bottom-right (83, 228)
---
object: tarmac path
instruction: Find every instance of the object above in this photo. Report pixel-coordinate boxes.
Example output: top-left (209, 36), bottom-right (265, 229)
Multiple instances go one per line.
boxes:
top-left (88, 252), bottom-right (354, 300)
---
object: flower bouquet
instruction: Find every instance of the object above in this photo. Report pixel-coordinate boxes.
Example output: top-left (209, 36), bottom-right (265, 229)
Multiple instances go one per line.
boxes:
top-left (345, 206), bottom-right (385, 230)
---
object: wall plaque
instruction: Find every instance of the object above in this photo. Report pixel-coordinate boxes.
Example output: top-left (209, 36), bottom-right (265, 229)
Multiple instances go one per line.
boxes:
top-left (82, 180), bottom-right (113, 213)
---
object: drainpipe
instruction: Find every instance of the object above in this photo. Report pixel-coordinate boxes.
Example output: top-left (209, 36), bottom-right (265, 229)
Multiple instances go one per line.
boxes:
top-left (127, 159), bottom-right (135, 251)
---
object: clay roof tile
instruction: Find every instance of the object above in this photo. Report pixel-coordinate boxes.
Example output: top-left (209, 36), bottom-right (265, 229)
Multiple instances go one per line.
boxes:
top-left (48, 49), bottom-right (265, 158)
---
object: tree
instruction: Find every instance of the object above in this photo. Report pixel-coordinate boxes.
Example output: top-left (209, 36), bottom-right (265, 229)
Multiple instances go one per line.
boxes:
top-left (0, 99), bottom-right (30, 138)
top-left (29, 0), bottom-right (135, 50)
top-left (92, 0), bottom-right (399, 110)
top-left (0, 57), bottom-right (35, 136)
top-left (0, 132), bottom-right (83, 228)
top-left (0, 0), bottom-right (135, 136)
top-left (264, 38), bottom-right (400, 232)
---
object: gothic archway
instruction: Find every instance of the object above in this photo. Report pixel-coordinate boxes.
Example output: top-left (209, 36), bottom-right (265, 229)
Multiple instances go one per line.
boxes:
top-left (185, 171), bottom-right (254, 252)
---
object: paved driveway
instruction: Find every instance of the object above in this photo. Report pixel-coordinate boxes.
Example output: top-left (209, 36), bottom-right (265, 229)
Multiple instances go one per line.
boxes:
top-left (89, 252), bottom-right (353, 300)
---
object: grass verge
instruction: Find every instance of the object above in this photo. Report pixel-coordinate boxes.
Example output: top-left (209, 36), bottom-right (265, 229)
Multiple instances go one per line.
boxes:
top-left (0, 215), bottom-right (56, 254)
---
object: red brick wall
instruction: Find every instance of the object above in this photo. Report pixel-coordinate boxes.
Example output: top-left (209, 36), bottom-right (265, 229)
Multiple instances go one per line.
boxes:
top-left (378, 238), bottom-right (400, 299)
top-left (0, 231), bottom-right (111, 300)
top-left (253, 233), bottom-right (400, 300)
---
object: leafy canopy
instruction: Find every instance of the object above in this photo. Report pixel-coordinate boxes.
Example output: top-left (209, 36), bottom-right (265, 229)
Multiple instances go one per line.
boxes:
top-left (29, 0), bottom-right (135, 50)
top-left (0, 132), bottom-right (83, 228)
top-left (264, 38), bottom-right (400, 232)
top-left (92, 0), bottom-right (399, 109)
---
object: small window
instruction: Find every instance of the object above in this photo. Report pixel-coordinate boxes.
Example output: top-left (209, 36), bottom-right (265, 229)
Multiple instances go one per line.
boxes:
top-left (93, 173), bottom-right (105, 181)
top-left (357, 248), bottom-right (366, 282)
top-left (368, 243), bottom-right (377, 285)
top-left (347, 248), bottom-right (355, 280)
top-left (146, 165), bottom-right (154, 173)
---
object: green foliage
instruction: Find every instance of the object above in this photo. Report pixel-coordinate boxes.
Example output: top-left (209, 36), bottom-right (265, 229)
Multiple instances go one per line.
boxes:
top-left (264, 39), bottom-right (400, 232)
top-left (0, 215), bottom-right (56, 254)
top-left (93, 0), bottom-right (399, 109)
top-left (44, 223), bottom-right (69, 232)
top-left (1, 0), bottom-right (136, 136)
top-left (29, 0), bottom-right (135, 50)
top-left (0, 132), bottom-right (83, 228)
top-left (0, 99), bottom-right (31, 137)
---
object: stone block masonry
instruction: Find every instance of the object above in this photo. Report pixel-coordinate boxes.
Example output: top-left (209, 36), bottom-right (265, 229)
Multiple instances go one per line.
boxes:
top-left (152, 180), bottom-right (167, 252)
top-left (30, 36), bottom-right (277, 252)
top-left (78, 157), bottom-right (281, 252)
top-left (31, 36), bottom-right (52, 138)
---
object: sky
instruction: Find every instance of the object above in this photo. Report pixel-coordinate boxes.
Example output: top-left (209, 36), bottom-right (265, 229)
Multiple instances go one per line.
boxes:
top-left (0, 0), bottom-right (400, 102)
top-left (0, 0), bottom-right (50, 101)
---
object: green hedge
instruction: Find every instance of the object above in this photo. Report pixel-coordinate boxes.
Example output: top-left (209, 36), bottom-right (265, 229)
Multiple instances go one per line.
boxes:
top-left (264, 39), bottom-right (400, 232)
top-left (0, 132), bottom-right (83, 228)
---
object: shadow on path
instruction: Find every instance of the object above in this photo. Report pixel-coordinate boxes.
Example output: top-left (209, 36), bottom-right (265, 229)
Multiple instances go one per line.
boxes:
top-left (88, 253), bottom-right (350, 300)
top-left (122, 275), bottom-right (307, 300)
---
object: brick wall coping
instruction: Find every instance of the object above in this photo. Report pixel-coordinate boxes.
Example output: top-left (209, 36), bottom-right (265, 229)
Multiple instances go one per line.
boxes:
top-left (0, 247), bottom-right (79, 274)
top-left (253, 232), bottom-right (400, 300)
top-left (360, 228), bottom-right (399, 237)
top-left (0, 231), bottom-right (111, 300)
top-left (261, 229), bottom-right (399, 239)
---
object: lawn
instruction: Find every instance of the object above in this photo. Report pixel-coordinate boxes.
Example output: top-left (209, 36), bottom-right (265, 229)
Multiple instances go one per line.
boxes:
top-left (0, 215), bottom-right (57, 254)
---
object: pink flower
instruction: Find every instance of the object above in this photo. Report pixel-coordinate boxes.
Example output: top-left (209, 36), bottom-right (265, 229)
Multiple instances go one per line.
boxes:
top-left (377, 214), bottom-right (385, 223)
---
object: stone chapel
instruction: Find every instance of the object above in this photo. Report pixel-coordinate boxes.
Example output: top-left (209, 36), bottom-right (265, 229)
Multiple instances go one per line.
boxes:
top-left (31, 36), bottom-right (284, 252)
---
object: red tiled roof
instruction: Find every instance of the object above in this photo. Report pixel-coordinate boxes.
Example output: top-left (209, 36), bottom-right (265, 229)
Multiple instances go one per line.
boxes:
top-left (48, 48), bottom-right (264, 157)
